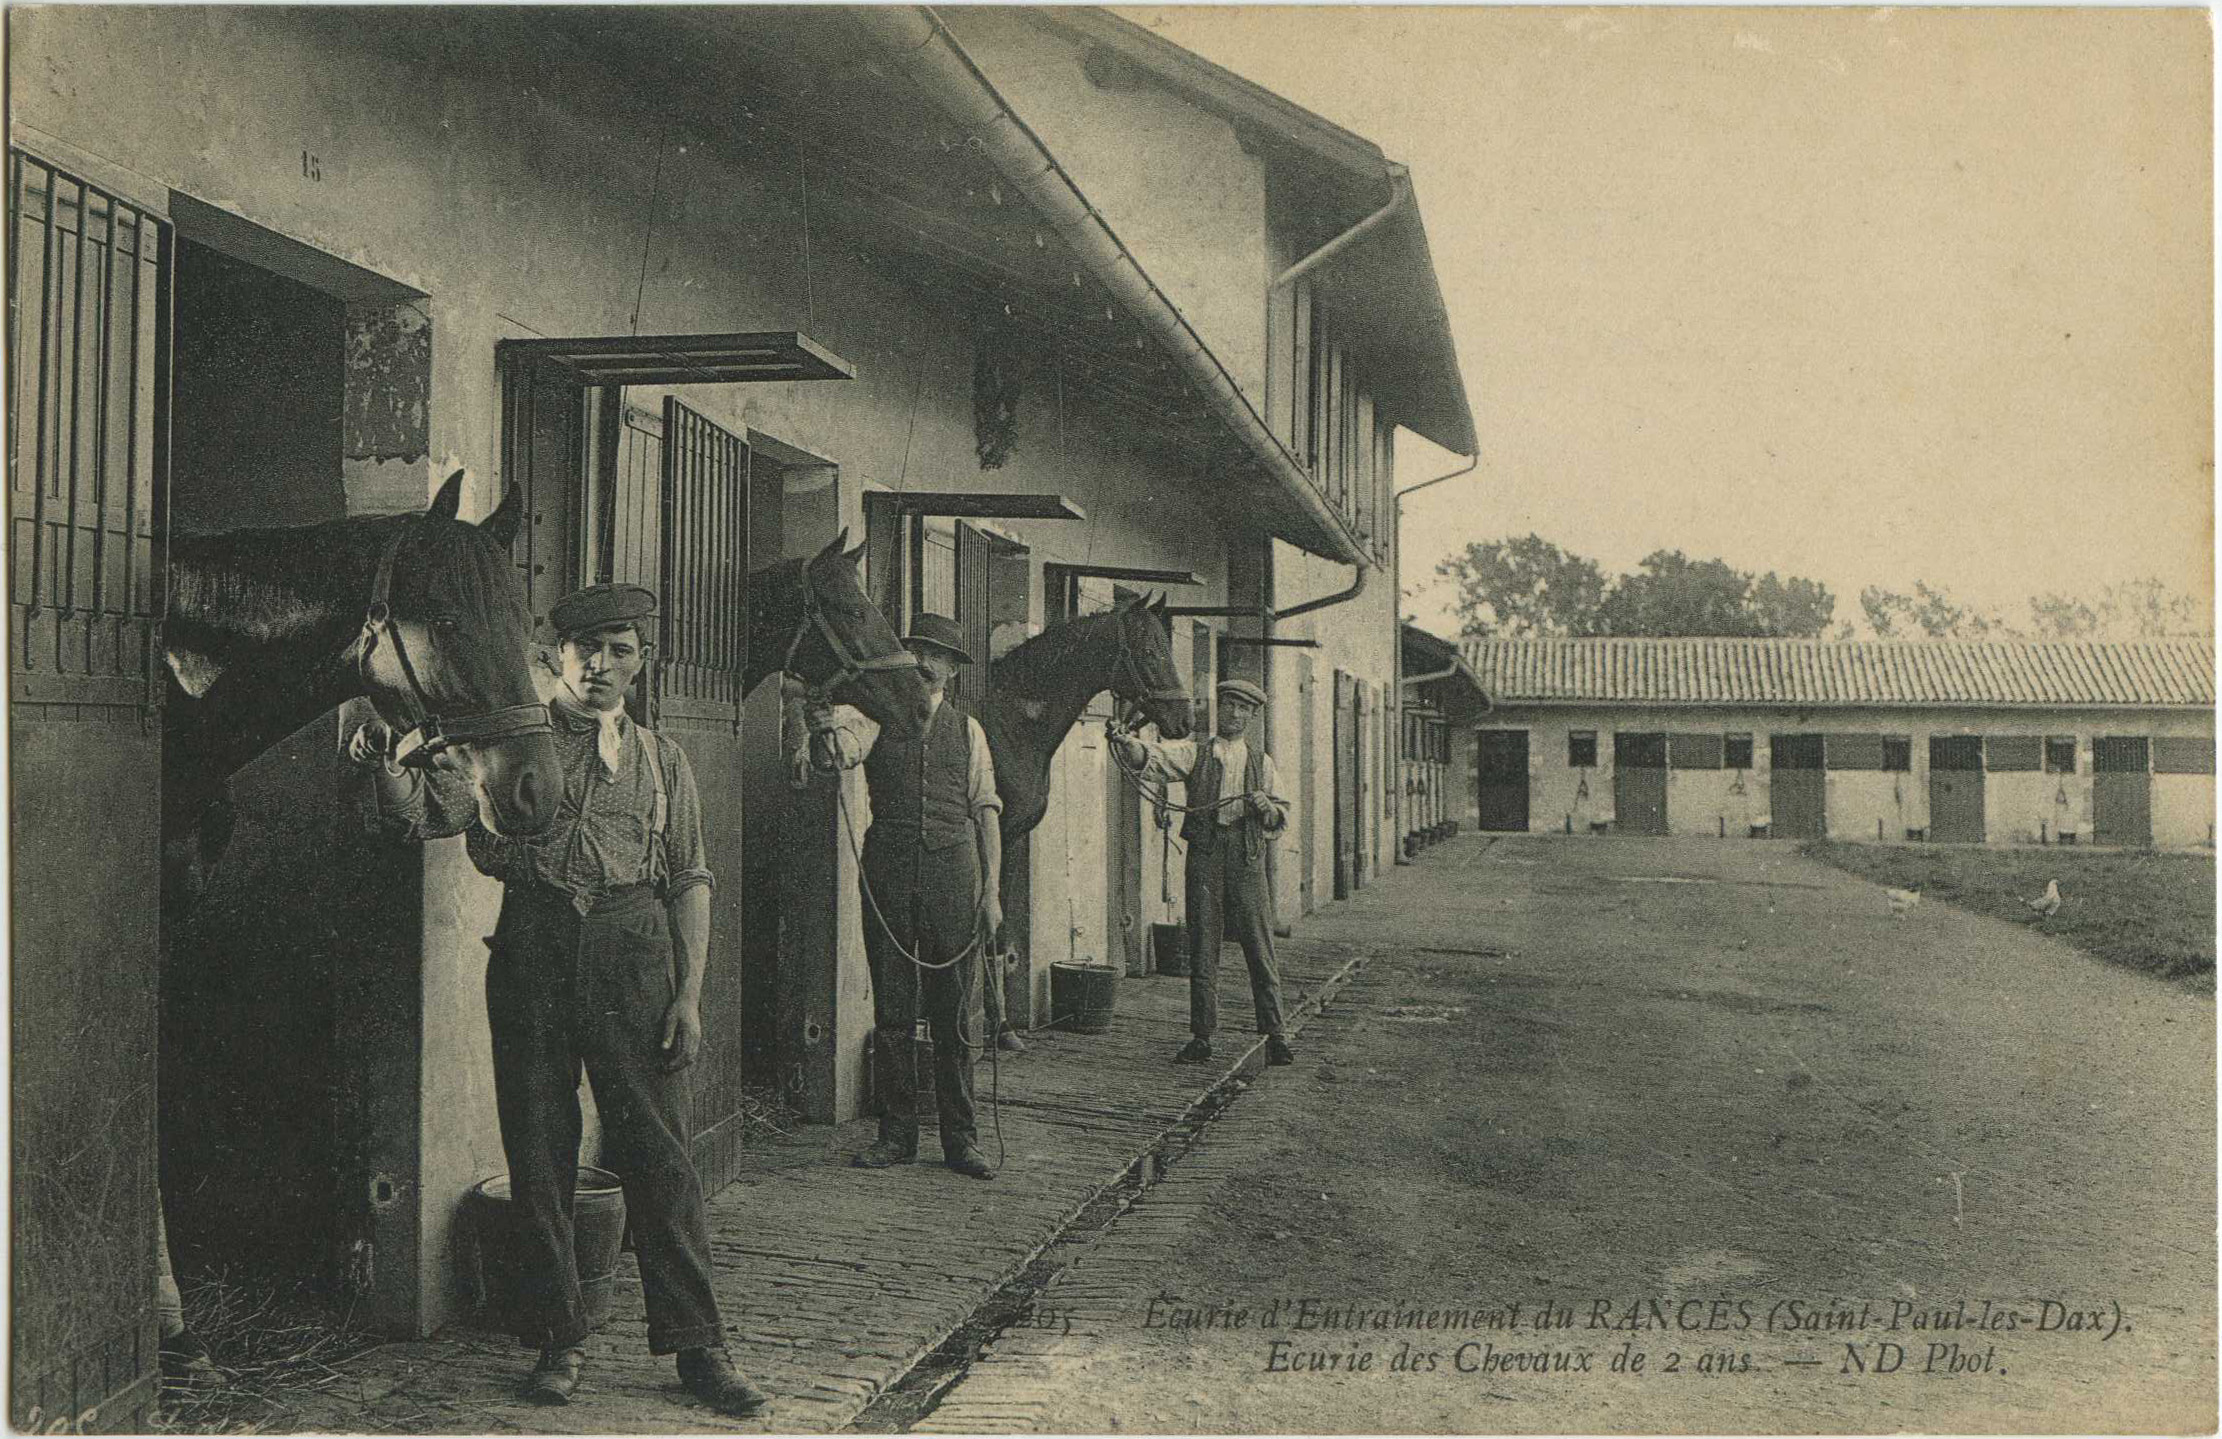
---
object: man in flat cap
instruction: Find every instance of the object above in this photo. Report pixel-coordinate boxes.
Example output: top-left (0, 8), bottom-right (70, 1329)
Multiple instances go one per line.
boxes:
top-left (787, 614), bottom-right (1002, 1180)
top-left (348, 583), bottom-right (768, 1416)
top-left (1110, 677), bottom-right (1295, 1067)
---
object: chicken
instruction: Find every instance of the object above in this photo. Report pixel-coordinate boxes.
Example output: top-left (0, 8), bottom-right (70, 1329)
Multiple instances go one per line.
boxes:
top-left (2023, 878), bottom-right (2063, 919)
top-left (1886, 887), bottom-right (1922, 919)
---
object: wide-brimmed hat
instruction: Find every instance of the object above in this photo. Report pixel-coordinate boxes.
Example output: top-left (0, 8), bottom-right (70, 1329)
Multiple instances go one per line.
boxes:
top-left (1216, 678), bottom-right (1268, 709)
top-left (551, 583), bottom-right (656, 641)
top-left (904, 613), bottom-right (973, 665)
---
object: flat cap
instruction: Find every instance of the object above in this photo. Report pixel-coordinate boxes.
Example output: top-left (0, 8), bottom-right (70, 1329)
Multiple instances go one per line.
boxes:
top-left (904, 613), bottom-right (973, 665)
top-left (1216, 678), bottom-right (1268, 708)
top-left (551, 583), bottom-right (657, 640)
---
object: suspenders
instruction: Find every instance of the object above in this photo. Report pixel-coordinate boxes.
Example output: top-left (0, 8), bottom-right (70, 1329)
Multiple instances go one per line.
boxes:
top-left (637, 722), bottom-right (669, 840)
top-left (637, 723), bottom-right (670, 888)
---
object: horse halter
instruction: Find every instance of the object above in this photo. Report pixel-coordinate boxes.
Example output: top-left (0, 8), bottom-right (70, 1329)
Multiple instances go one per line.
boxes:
top-left (779, 562), bottom-right (920, 700)
top-left (1112, 615), bottom-right (1188, 723)
top-left (356, 522), bottom-right (554, 769)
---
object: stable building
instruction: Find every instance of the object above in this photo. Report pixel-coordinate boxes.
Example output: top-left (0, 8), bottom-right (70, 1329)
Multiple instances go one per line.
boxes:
top-left (9, 5), bottom-right (1471, 1417)
top-left (1454, 638), bottom-right (2215, 848)
top-left (1399, 622), bottom-right (1490, 855)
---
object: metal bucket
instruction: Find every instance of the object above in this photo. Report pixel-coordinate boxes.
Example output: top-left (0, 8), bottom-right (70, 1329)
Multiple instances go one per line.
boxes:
top-left (1051, 962), bottom-right (1119, 1034)
top-left (1149, 921), bottom-right (1188, 976)
top-left (466, 1166), bottom-right (627, 1332)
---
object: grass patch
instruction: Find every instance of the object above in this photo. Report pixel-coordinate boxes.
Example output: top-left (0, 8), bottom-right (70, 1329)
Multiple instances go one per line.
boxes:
top-left (1801, 841), bottom-right (2216, 986)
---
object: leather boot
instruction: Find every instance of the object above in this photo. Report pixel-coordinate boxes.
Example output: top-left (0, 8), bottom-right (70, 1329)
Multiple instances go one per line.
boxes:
top-left (523, 1345), bottom-right (585, 1405)
top-left (856, 1025), bottom-right (919, 1168)
top-left (677, 1345), bottom-right (771, 1417)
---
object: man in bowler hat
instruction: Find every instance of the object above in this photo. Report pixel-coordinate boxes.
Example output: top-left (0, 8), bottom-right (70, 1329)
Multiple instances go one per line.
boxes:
top-left (790, 614), bottom-right (1003, 1179)
top-left (1110, 677), bottom-right (1295, 1066)
top-left (350, 583), bottom-right (768, 1415)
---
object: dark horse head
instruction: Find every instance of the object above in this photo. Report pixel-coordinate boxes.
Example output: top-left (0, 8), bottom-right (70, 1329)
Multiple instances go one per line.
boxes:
top-left (164, 470), bottom-right (563, 841)
top-left (1108, 592), bottom-right (1193, 740)
top-left (747, 530), bottom-right (931, 739)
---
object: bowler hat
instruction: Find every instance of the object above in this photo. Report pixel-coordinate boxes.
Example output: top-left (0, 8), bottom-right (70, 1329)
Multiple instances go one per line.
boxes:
top-left (551, 583), bottom-right (657, 641)
top-left (1216, 678), bottom-right (1268, 709)
top-left (904, 613), bottom-right (973, 665)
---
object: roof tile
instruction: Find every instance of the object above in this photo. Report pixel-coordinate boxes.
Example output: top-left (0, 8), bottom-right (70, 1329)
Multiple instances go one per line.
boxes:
top-left (1458, 638), bottom-right (2216, 709)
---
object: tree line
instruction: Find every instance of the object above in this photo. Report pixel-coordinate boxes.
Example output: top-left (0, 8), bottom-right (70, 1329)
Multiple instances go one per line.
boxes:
top-left (1427, 535), bottom-right (2212, 642)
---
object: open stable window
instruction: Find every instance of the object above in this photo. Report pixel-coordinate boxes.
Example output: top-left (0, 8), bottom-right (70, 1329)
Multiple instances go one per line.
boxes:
top-left (2045, 736), bottom-right (2077, 774)
top-left (1568, 730), bottom-right (1597, 768)
top-left (2153, 737), bottom-right (2216, 774)
top-left (1882, 737), bottom-right (1912, 772)
top-left (1724, 733), bottom-right (1754, 770)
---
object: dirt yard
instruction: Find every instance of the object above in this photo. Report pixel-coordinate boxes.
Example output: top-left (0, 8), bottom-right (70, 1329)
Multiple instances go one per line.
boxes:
top-left (925, 835), bottom-right (2218, 1435)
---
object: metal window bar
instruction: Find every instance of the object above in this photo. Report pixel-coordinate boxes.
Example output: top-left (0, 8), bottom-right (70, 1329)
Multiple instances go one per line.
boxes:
top-left (658, 399), bottom-right (748, 720)
top-left (9, 152), bottom-right (169, 693)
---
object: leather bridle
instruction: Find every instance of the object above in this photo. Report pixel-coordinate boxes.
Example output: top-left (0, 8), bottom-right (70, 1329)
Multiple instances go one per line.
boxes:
top-left (355, 522), bottom-right (554, 769)
top-left (1111, 615), bottom-right (1188, 726)
top-left (780, 562), bottom-right (920, 700)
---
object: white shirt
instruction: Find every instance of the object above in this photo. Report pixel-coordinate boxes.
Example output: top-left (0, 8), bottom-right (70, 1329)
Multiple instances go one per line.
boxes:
top-left (1132, 734), bottom-right (1289, 831)
top-left (787, 692), bottom-right (1002, 818)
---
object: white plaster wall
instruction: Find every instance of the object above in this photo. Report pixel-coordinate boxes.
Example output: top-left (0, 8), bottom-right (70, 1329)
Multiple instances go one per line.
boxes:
top-left (1469, 704), bottom-right (2215, 847)
top-left (2154, 775), bottom-right (2217, 849)
top-left (13, 2), bottom-right (1275, 1325)
top-left (948, 11), bottom-right (1272, 399)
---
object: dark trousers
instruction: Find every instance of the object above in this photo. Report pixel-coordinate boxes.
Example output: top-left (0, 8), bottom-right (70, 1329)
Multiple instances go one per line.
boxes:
top-left (485, 882), bottom-right (721, 1355)
top-left (862, 835), bottom-right (979, 1154)
top-left (1184, 833), bottom-right (1285, 1040)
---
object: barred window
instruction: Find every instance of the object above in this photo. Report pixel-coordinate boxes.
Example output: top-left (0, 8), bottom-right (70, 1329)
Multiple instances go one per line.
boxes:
top-left (1568, 730), bottom-right (1597, 768)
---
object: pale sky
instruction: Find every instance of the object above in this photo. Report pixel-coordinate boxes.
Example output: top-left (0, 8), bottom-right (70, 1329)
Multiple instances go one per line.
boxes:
top-left (1118, 6), bottom-right (2215, 637)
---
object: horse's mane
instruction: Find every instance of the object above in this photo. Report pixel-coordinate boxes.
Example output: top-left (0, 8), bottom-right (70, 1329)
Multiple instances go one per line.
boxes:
top-left (990, 610), bottom-right (1126, 698)
top-left (168, 512), bottom-right (512, 645)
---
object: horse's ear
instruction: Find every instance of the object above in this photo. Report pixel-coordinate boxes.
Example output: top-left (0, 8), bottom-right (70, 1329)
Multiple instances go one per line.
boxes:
top-left (428, 469), bottom-right (467, 523)
top-left (480, 483), bottom-right (525, 547)
top-left (813, 528), bottom-right (851, 566)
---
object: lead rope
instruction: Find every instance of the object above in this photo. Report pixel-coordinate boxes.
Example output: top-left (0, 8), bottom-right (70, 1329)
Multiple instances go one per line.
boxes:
top-left (822, 726), bottom-right (1003, 1168)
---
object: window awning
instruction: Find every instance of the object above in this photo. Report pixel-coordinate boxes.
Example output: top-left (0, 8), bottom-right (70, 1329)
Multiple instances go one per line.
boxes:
top-left (1043, 563), bottom-right (1205, 589)
top-left (497, 331), bottom-right (855, 386)
top-left (873, 493), bottom-right (1087, 521)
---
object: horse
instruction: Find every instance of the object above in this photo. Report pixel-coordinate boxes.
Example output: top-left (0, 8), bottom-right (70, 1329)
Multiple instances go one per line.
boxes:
top-left (971, 593), bottom-right (1192, 1046)
top-left (162, 470), bottom-right (563, 848)
top-left (979, 591), bottom-right (1194, 851)
top-left (742, 532), bottom-right (932, 735)
top-left (981, 595), bottom-right (1194, 932)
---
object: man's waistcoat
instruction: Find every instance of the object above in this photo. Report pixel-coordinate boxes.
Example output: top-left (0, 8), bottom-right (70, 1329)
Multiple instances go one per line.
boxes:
top-left (1181, 737), bottom-right (1269, 860)
top-left (865, 701), bottom-right (974, 854)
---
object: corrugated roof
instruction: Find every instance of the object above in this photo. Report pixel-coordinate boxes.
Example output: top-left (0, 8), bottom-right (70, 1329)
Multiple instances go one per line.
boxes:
top-left (1458, 638), bottom-right (2216, 710)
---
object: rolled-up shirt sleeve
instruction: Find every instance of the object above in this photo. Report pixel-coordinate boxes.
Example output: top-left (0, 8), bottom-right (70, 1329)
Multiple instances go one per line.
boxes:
top-left (1256, 753), bottom-right (1292, 833)
top-left (1130, 735), bottom-right (1199, 786)
top-left (967, 717), bottom-right (1003, 817)
top-left (370, 764), bottom-right (483, 843)
top-left (785, 698), bottom-right (880, 780)
top-left (661, 739), bottom-right (714, 899)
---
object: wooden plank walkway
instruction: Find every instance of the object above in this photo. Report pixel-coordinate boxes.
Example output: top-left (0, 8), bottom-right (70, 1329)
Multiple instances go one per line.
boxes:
top-left (267, 927), bottom-right (1375, 1434)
